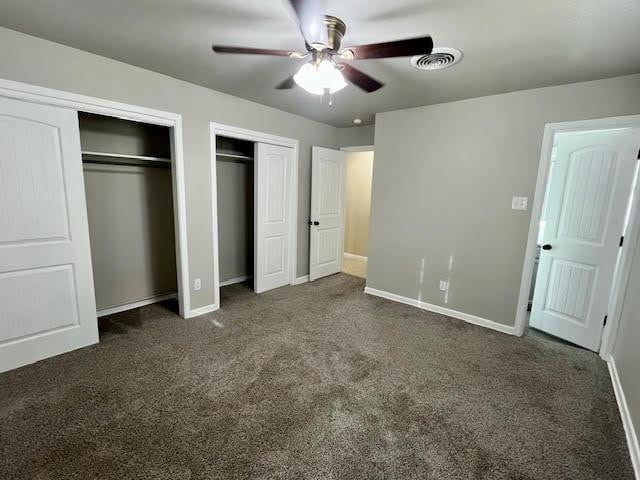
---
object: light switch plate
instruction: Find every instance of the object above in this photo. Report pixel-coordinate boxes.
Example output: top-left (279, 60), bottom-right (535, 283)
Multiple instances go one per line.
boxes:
top-left (512, 196), bottom-right (528, 210)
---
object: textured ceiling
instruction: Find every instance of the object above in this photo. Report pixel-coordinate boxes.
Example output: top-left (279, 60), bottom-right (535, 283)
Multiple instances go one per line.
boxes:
top-left (1, 0), bottom-right (639, 127)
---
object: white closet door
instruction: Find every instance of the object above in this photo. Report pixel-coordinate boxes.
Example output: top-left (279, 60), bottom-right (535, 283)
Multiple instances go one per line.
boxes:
top-left (0, 97), bottom-right (98, 373)
top-left (530, 128), bottom-right (640, 351)
top-left (309, 146), bottom-right (346, 281)
top-left (254, 143), bottom-right (293, 293)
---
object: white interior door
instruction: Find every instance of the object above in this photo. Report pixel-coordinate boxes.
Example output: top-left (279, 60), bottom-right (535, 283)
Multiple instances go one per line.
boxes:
top-left (530, 128), bottom-right (640, 350)
top-left (309, 146), bottom-right (346, 281)
top-left (0, 97), bottom-right (98, 373)
top-left (254, 142), bottom-right (293, 293)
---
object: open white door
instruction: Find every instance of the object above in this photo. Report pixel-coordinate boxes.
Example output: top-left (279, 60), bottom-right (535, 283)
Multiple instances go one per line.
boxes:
top-left (254, 143), bottom-right (293, 293)
top-left (309, 146), bottom-right (346, 281)
top-left (0, 97), bottom-right (99, 373)
top-left (531, 128), bottom-right (640, 350)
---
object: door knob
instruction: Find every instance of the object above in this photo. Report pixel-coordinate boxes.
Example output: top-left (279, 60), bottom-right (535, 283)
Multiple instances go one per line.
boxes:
top-left (542, 244), bottom-right (552, 250)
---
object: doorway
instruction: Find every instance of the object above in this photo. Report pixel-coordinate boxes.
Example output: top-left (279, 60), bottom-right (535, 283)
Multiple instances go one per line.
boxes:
top-left (516, 117), bottom-right (640, 354)
top-left (307, 145), bottom-right (374, 282)
top-left (210, 123), bottom-right (299, 309)
top-left (341, 147), bottom-right (374, 279)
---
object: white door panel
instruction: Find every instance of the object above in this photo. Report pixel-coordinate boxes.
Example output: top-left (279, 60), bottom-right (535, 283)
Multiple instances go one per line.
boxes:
top-left (0, 97), bottom-right (98, 373)
top-left (531, 129), bottom-right (640, 350)
top-left (255, 143), bottom-right (292, 293)
top-left (309, 146), bottom-right (346, 281)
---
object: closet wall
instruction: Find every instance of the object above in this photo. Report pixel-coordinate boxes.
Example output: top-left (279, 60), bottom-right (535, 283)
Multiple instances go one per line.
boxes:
top-left (216, 136), bottom-right (254, 284)
top-left (79, 113), bottom-right (177, 311)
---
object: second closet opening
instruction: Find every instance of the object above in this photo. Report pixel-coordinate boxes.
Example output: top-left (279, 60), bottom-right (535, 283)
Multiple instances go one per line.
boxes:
top-left (216, 135), bottom-right (255, 290)
top-left (212, 124), bottom-right (298, 308)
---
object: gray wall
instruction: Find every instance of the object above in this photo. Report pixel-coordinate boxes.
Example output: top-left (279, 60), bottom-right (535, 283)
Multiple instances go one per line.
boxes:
top-left (0, 27), bottom-right (337, 311)
top-left (216, 158), bottom-right (253, 282)
top-left (368, 74), bottom-right (640, 326)
top-left (337, 125), bottom-right (375, 147)
top-left (612, 231), bottom-right (640, 451)
top-left (84, 164), bottom-right (177, 310)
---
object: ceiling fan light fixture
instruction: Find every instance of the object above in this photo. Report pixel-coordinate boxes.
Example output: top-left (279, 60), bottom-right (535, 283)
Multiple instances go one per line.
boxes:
top-left (294, 59), bottom-right (347, 95)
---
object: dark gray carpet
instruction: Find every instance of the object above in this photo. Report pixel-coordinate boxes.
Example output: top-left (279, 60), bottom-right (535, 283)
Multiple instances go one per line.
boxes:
top-left (0, 274), bottom-right (633, 479)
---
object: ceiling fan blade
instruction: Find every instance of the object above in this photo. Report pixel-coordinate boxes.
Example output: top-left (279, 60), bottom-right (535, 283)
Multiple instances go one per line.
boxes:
top-left (288, 0), bottom-right (327, 47)
top-left (275, 76), bottom-right (296, 90)
top-left (212, 45), bottom-right (293, 56)
top-left (343, 36), bottom-right (433, 59)
top-left (339, 64), bottom-right (384, 93)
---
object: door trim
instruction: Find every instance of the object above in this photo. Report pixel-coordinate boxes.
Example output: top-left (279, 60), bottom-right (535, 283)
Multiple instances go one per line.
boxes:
top-left (341, 145), bottom-right (375, 152)
top-left (607, 356), bottom-right (640, 478)
top-left (514, 114), bottom-right (640, 359)
top-left (0, 77), bottom-right (191, 319)
top-left (209, 122), bottom-right (299, 308)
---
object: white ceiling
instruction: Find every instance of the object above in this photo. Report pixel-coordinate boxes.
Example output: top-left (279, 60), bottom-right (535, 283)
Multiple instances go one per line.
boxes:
top-left (1, 0), bottom-right (639, 127)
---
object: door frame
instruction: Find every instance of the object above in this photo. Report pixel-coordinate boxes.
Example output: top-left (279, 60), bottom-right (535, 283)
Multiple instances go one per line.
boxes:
top-left (514, 114), bottom-right (640, 359)
top-left (0, 78), bottom-right (191, 318)
top-left (209, 122), bottom-right (299, 308)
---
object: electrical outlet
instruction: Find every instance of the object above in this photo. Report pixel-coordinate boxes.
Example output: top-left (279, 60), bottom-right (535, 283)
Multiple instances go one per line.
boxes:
top-left (194, 278), bottom-right (201, 291)
top-left (439, 280), bottom-right (448, 292)
top-left (512, 196), bottom-right (528, 210)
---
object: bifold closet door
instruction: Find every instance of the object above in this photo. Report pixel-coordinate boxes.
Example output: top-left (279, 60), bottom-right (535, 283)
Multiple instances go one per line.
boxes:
top-left (0, 97), bottom-right (98, 373)
top-left (254, 143), bottom-right (293, 293)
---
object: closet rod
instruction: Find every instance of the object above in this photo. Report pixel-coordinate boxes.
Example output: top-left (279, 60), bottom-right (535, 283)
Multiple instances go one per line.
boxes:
top-left (82, 151), bottom-right (171, 168)
top-left (216, 152), bottom-right (253, 161)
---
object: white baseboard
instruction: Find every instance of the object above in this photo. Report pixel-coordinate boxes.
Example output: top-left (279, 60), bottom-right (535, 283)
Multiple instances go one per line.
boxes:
top-left (219, 275), bottom-right (252, 287)
top-left (187, 304), bottom-right (219, 318)
top-left (608, 356), bottom-right (640, 478)
top-left (363, 286), bottom-right (516, 336)
top-left (294, 275), bottom-right (309, 285)
top-left (343, 252), bottom-right (368, 262)
top-left (97, 292), bottom-right (177, 317)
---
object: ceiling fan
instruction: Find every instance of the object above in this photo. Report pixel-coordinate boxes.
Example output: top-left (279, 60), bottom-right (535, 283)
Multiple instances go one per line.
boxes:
top-left (212, 0), bottom-right (433, 98)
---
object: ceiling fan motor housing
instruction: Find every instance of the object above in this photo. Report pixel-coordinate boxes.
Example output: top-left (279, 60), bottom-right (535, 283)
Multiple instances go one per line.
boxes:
top-left (323, 15), bottom-right (346, 51)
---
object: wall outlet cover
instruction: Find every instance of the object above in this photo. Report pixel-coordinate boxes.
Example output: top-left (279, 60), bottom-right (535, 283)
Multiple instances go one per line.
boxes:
top-left (512, 196), bottom-right (528, 210)
top-left (194, 278), bottom-right (201, 291)
top-left (439, 280), bottom-right (448, 292)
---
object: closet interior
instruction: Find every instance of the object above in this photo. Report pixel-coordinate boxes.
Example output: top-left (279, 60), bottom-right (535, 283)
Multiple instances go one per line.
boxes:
top-left (79, 112), bottom-right (178, 316)
top-left (216, 135), bottom-right (255, 290)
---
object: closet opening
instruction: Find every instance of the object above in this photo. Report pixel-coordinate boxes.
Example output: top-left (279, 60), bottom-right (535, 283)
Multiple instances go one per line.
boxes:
top-left (216, 135), bottom-right (255, 290)
top-left (211, 123), bottom-right (299, 309)
top-left (79, 112), bottom-right (181, 318)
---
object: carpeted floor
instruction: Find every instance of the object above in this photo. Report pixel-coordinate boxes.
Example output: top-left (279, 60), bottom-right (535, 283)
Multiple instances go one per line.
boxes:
top-left (0, 274), bottom-right (633, 479)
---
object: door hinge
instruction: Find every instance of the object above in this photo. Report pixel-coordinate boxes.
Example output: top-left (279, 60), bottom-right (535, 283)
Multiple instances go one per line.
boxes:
top-left (603, 315), bottom-right (608, 326)
top-left (620, 236), bottom-right (625, 247)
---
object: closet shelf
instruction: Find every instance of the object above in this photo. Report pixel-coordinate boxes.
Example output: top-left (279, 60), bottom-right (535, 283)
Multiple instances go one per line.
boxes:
top-left (82, 151), bottom-right (171, 168)
top-left (216, 152), bottom-right (253, 160)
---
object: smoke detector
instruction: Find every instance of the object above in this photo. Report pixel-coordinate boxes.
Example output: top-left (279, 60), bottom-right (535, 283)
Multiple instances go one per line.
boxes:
top-left (411, 47), bottom-right (462, 71)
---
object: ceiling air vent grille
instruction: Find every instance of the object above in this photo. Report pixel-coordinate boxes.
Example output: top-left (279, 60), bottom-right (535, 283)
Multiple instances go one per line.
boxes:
top-left (411, 47), bottom-right (462, 71)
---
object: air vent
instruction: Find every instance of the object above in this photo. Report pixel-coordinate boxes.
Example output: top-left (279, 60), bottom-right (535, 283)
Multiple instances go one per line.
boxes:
top-left (411, 47), bottom-right (462, 71)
